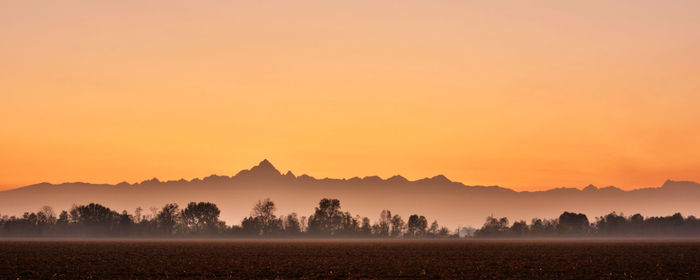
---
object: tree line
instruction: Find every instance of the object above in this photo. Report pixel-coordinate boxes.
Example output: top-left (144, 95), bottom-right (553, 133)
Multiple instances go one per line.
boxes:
top-left (475, 211), bottom-right (700, 237)
top-left (1, 198), bottom-right (698, 238)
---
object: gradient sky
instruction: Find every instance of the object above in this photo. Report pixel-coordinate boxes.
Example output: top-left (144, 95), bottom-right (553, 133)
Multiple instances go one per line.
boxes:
top-left (1, 1), bottom-right (699, 191)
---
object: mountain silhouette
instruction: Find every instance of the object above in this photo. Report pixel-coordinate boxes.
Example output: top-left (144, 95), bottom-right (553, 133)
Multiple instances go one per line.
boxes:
top-left (235, 159), bottom-right (282, 178)
top-left (1, 160), bottom-right (699, 228)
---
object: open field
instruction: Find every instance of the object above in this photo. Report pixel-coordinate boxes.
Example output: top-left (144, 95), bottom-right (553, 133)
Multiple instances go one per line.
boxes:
top-left (1, 240), bottom-right (699, 279)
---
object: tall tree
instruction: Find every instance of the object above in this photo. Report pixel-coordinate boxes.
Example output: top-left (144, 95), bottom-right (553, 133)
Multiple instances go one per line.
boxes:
top-left (407, 214), bottom-right (428, 237)
top-left (377, 210), bottom-right (392, 237)
top-left (360, 217), bottom-right (372, 236)
top-left (307, 198), bottom-right (343, 235)
top-left (283, 213), bottom-right (301, 234)
top-left (428, 220), bottom-right (441, 236)
top-left (156, 203), bottom-right (180, 235)
top-left (251, 198), bottom-right (281, 235)
top-left (390, 215), bottom-right (405, 237)
top-left (181, 202), bottom-right (221, 234)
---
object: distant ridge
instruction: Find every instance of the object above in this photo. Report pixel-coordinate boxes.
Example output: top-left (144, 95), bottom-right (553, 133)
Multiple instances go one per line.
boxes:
top-left (1, 159), bottom-right (699, 228)
top-left (235, 159), bottom-right (282, 178)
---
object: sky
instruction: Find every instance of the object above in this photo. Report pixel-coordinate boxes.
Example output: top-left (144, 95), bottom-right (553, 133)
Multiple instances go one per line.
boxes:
top-left (1, 1), bottom-right (699, 191)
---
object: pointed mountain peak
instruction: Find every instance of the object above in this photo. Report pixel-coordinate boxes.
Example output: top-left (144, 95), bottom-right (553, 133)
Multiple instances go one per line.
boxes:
top-left (583, 184), bottom-right (598, 191)
top-left (284, 170), bottom-right (296, 178)
top-left (257, 159), bottom-right (274, 168)
top-left (236, 159), bottom-right (282, 178)
top-left (252, 159), bottom-right (280, 173)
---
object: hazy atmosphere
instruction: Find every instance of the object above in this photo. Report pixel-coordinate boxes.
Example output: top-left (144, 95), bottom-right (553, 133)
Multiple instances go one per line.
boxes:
top-left (3, 2), bottom-right (700, 279)
top-left (2, 159), bottom-right (700, 230)
top-left (2, 1), bottom-right (700, 191)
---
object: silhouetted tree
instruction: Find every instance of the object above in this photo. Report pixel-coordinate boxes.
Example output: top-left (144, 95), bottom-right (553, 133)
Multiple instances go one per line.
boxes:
top-left (38, 206), bottom-right (56, 225)
top-left (4, 199), bottom-right (700, 239)
top-left (134, 207), bottom-right (143, 224)
top-left (181, 202), bottom-right (221, 234)
top-left (283, 213), bottom-right (301, 235)
top-left (241, 216), bottom-right (261, 236)
top-left (250, 198), bottom-right (281, 235)
top-left (156, 203), bottom-right (180, 235)
top-left (529, 218), bottom-right (557, 236)
top-left (510, 220), bottom-right (528, 236)
top-left (337, 212), bottom-right (359, 236)
top-left (300, 216), bottom-right (308, 233)
top-left (558, 212), bottom-right (589, 235)
top-left (475, 216), bottom-right (509, 237)
top-left (407, 214), bottom-right (428, 237)
top-left (428, 220), bottom-right (440, 237)
top-left (65, 203), bottom-right (122, 236)
top-left (72, 203), bottom-right (116, 226)
top-left (307, 198), bottom-right (344, 236)
top-left (375, 210), bottom-right (392, 237)
top-left (437, 226), bottom-right (450, 237)
top-left (390, 215), bottom-right (405, 237)
top-left (595, 212), bottom-right (628, 236)
top-left (57, 211), bottom-right (69, 224)
top-left (360, 217), bottom-right (372, 236)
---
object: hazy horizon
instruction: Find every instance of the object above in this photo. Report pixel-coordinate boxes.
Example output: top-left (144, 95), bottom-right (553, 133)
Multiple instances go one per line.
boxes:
top-left (2, 159), bottom-right (699, 229)
top-left (0, 158), bottom-right (695, 193)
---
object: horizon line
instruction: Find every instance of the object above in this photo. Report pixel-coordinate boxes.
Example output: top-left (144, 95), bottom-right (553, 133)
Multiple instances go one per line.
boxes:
top-left (1, 159), bottom-right (695, 193)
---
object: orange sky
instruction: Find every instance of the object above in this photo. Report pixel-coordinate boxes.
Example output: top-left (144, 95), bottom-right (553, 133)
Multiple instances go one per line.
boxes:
top-left (1, 1), bottom-right (699, 191)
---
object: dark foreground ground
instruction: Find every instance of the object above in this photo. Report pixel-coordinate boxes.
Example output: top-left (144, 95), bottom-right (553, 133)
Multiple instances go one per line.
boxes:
top-left (1, 240), bottom-right (699, 279)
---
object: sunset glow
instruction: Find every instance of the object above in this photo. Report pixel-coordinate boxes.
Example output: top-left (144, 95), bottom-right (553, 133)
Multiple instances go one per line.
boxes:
top-left (2, 1), bottom-right (699, 191)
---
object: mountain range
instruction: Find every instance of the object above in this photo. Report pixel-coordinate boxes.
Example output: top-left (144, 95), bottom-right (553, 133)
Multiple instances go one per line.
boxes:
top-left (1, 159), bottom-right (699, 228)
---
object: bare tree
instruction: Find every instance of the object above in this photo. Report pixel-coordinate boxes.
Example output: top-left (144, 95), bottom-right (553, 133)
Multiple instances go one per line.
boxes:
top-left (428, 220), bottom-right (440, 236)
top-left (390, 214), bottom-right (405, 237)
top-left (134, 207), bottom-right (143, 223)
top-left (251, 198), bottom-right (281, 235)
top-left (39, 206), bottom-right (56, 224)
top-left (376, 209), bottom-right (392, 237)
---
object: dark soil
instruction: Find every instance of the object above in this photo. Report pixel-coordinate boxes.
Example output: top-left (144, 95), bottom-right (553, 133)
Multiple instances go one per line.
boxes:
top-left (1, 240), bottom-right (698, 279)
